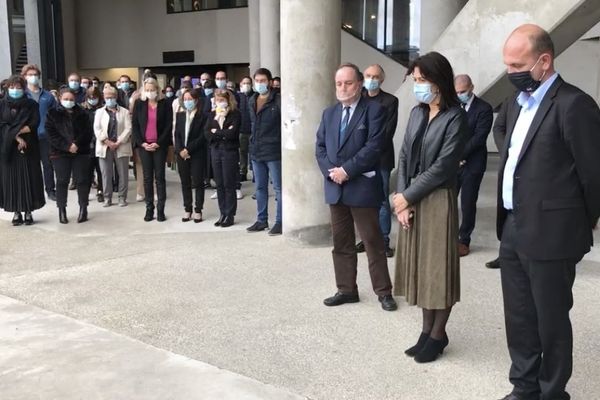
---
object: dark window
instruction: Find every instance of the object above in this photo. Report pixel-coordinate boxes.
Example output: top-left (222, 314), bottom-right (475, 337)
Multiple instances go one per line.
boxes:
top-left (166, 0), bottom-right (247, 14)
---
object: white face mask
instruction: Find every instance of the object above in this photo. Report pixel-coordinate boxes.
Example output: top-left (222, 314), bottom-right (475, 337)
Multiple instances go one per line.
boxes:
top-left (240, 84), bottom-right (251, 93)
top-left (146, 91), bottom-right (158, 100)
top-left (216, 101), bottom-right (229, 109)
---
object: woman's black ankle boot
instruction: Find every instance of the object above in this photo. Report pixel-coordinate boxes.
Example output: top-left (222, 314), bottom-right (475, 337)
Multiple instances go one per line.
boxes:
top-left (405, 332), bottom-right (429, 357)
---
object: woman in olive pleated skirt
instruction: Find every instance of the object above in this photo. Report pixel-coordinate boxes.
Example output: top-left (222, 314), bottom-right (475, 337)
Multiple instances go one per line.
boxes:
top-left (392, 51), bottom-right (468, 363)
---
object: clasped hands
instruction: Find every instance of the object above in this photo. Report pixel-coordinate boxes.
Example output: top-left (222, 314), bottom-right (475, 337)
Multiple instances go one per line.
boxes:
top-left (392, 193), bottom-right (414, 230)
top-left (142, 142), bottom-right (159, 152)
top-left (328, 167), bottom-right (348, 185)
top-left (179, 148), bottom-right (190, 160)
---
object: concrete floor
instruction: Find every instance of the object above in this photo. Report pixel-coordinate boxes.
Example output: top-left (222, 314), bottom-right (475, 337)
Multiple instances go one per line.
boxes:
top-left (0, 156), bottom-right (599, 400)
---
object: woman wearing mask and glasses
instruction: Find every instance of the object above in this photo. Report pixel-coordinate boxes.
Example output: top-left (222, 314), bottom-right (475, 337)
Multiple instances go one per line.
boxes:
top-left (174, 89), bottom-right (207, 222)
top-left (45, 87), bottom-right (94, 223)
top-left (94, 85), bottom-right (132, 208)
top-left (205, 90), bottom-right (241, 227)
top-left (81, 86), bottom-right (105, 203)
top-left (392, 52), bottom-right (468, 363)
top-left (0, 75), bottom-right (45, 225)
top-left (132, 77), bottom-right (172, 222)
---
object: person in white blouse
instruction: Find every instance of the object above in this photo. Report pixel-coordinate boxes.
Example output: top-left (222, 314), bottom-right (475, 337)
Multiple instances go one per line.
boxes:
top-left (93, 86), bottom-right (132, 207)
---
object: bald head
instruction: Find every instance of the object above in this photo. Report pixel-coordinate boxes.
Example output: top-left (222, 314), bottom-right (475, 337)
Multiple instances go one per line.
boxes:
top-left (503, 24), bottom-right (555, 83)
top-left (364, 64), bottom-right (386, 82)
top-left (454, 74), bottom-right (472, 87)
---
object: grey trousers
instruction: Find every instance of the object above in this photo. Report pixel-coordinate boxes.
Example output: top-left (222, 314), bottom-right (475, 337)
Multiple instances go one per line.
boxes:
top-left (99, 150), bottom-right (129, 201)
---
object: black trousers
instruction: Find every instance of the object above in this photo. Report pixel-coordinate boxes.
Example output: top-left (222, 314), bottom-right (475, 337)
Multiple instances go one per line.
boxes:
top-left (137, 147), bottom-right (167, 211)
top-left (457, 167), bottom-right (484, 246)
top-left (500, 213), bottom-right (578, 400)
top-left (211, 146), bottom-right (239, 218)
top-left (176, 153), bottom-right (205, 213)
top-left (52, 155), bottom-right (91, 208)
top-left (239, 133), bottom-right (250, 176)
top-left (39, 137), bottom-right (55, 194)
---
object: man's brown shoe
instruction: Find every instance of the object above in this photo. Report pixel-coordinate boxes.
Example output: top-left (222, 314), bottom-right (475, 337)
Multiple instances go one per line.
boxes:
top-left (458, 243), bottom-right (470, 257)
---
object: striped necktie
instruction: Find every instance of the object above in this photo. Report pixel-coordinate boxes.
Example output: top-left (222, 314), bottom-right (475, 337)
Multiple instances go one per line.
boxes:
top-left (339, 106), bottom-right (350, 144)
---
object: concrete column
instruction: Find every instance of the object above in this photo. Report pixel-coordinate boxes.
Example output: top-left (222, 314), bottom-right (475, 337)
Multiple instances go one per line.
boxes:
top-left (259, 0), bottom-right (280, 75)
top-left (24, 0), bottom-right (41, 69)
top-left (248, 0), bottom-right (260, 75)
top-left (281, 0), bottom-right (341, 245)
top-left (419, 0), bottom-right (467, 53)
top-left (0, 1), bottom-right (12, 78)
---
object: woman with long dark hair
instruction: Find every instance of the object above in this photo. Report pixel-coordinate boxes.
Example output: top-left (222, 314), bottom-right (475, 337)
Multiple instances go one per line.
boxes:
top-left (0, 75), bottom-right (45, 225)
top-left (46, 86), bottom-right (94, 224)
top-left (392, 51), bottom-right (468, 363)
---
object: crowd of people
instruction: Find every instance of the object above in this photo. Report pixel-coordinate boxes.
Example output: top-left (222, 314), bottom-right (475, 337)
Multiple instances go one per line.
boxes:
top-left (1, 21), bottom-right (599, 400)
top-left (0, 66), bottom-right (283, 234)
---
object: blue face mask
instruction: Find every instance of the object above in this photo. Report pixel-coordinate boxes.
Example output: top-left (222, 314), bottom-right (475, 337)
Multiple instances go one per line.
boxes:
top-left (68, 81), bottom-right (80, 91)
top-left (215, 79), bottom-right (227, 90)
top-left (254, 82), bottom-right (269, 95)
top-left (61, 100), bottom-right (76, 109)
top-left (165, 91), bottom-right (174, 98)
top-left (183, 99), bottom-right (196, 111)
top-left (105, 98), bottom-right (117, 108)
top-left (457, 92), bottom-right (472, 104)
top-left (87, 98), bottom-right (99, 106)
top-left (120, 82), bottom-right (130, 91)
top-left (8, 88), bottom-right (24, 99)
top-left (414, 83), bottom-right (437, 104)
top-left (204, 88), bottom-right (214, 97)
top-left (363, 78), bottom-right (380, 91)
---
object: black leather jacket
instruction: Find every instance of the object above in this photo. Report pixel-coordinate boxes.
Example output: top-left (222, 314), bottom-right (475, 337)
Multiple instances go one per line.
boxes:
top-left (397, 105), bottom-right (468, 205)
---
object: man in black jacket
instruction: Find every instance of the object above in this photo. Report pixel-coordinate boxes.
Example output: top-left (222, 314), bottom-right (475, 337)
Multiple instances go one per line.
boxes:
top-left (355, 64), bottom-right (399, 258)
top-left (496, 24), bottom-right (600, 400)
top-left (454, 74), bottom-right (493, 257)
top-left (247, 68), bottom-right (282, 236)
top-left (116, 75), bottom-right (135, 109)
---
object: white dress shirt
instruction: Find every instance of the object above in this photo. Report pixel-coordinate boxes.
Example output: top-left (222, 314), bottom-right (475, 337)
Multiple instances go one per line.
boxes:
top-left (502, 73), bottom-right (559, 210)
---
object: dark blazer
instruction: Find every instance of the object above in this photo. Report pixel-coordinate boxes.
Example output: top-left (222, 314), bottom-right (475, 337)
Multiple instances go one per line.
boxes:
top-left (315, 97), bottom-right (386, 208)
top-left (496, 76), bottom-right (600, 260)
top-left (248, 90), bottom-right (281, 162)
top-left (205, 109), bottom-right (241, 151)
top-left (397, 106), bottom-right (469, 205)
top-left (131, 99), bottom-right (173, 148)
top-left (173, 109), bottom-right (208, 155)
top-left (461, 96), bottom-right (493, 173)
top-left (117, 89), bottom-right (134, 109)
top-left (363, 89), bottom-right (399, 171)
top-left (45, 105), bottom-right (93, 158)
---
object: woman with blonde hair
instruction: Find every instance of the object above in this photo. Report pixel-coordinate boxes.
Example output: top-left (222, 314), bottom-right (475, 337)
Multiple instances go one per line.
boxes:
top-left (131, 77), bottom-right (172, 222)
top-left (205, 89), bottom-right (241, 227)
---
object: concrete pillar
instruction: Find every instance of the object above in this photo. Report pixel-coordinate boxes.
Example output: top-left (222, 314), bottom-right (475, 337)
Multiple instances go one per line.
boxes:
top-left (248, 0), bottom-right (260, 75)
top-left (0, 1), bottom-right (13, 78)
top-left (23, 0), bottom-right (41, 70)
top-left (259, 0), bottom-right (280, 75)
top-left (419, 0), bottom-right (467, 53)
top-left (281, 0), bottom-right (341, 245)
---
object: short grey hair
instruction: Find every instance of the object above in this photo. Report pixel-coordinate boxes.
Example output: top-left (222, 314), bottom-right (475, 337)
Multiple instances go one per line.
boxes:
top-left (103, 86), bottom-right (118, 97)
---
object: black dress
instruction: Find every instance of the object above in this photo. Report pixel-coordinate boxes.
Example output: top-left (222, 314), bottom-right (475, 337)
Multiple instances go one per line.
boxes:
top-left (0, 96), bottom-right (45, 212)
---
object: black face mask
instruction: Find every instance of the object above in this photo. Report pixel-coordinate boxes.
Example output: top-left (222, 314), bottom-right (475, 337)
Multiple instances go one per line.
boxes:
top-left (507, 56), bottom-right (546, 92)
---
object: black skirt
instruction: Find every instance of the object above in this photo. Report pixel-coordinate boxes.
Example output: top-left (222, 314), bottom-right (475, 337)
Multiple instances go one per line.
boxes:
top-left (0, 147), bottom-right (45, 212)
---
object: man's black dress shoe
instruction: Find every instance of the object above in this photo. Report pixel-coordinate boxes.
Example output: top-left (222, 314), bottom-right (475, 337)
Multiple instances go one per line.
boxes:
top-left (323, 292), bottom-right (359, 306)
top-left (214, 215), bottom-right (226, 226)
top-left (486, 257), bottom-right (501, 269)
top-left (247, 221), bottom-right (268, 232)
top-left (378, 294), bottom-right (398, 311)
top-left (355, 241), bottom-right (366, 253)
top-left (144, 208), bottom-right (154, 222)
top-left (498, 395), bottom-right (535, 400)
top-left (221, 216), bottom-right (234, 227)
top-left (385, 245), bottom-right (395, 258)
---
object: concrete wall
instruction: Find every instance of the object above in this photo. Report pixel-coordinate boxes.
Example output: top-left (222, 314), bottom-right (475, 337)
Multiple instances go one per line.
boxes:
top-left (75, 0), bottom-right (249, 69)
top-left (78, 68), bottom-right (140, 83)
top-left (0, 1), bottom-right (13, 78)
top-left (555, 38), bottom-right (600, 101)
top-left (341, 30), bottom-right (407, 94)
top-left (62, 0), bottom-right (78, 75)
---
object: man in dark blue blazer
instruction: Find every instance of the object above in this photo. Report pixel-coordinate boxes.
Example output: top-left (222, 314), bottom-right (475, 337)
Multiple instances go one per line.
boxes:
top-left (315, 63), bottom-right (396, 311)
top-left (454, 74), bottom-right (494, 257)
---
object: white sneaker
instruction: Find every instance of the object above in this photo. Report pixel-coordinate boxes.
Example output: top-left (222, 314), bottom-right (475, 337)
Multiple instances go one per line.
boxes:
top-left (236, 189), bottom-right (244, 200)
top-left (136, 194), bottom-right (144, 202)
top-left (210, 191), bottom-right (218, 199)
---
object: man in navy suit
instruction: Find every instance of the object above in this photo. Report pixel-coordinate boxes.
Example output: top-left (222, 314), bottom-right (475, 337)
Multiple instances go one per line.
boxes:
top-left (315, 63), bottom-right (396, 311)
top-left (454, 74), bottom-right (493, 257)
